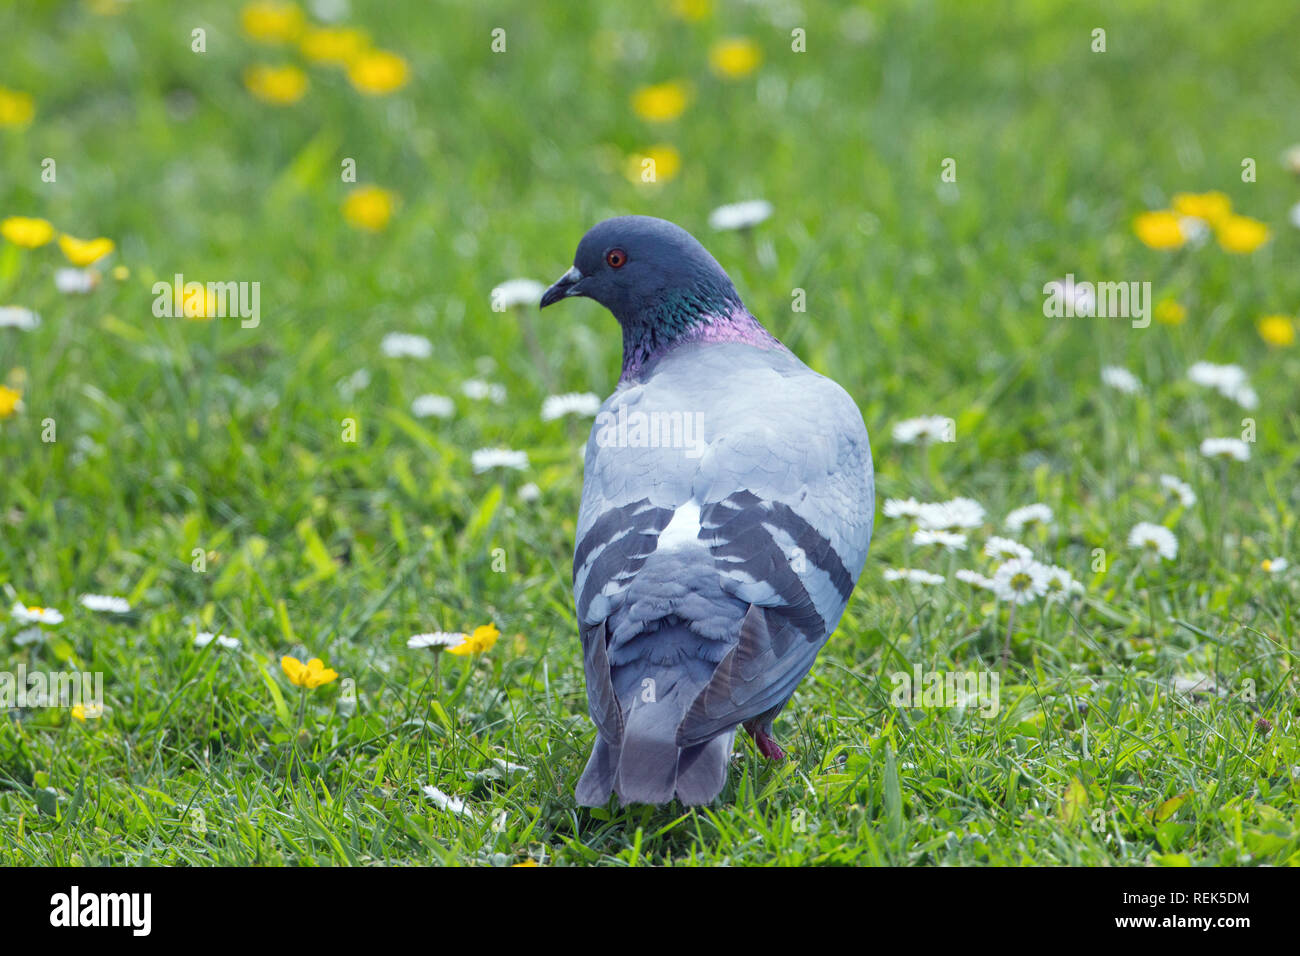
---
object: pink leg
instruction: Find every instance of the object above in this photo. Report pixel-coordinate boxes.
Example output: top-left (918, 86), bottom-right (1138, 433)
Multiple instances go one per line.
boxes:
top-left (744, 721), bottom-right (786, 761)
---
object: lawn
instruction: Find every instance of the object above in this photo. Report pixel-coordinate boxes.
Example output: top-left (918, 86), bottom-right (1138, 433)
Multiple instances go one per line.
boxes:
top-left (0, 0), bottom-right (1297, 866)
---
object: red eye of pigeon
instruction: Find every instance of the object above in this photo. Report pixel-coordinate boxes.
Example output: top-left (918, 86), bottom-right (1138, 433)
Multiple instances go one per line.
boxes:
top-left (605, 248), bottom-right (627, 268)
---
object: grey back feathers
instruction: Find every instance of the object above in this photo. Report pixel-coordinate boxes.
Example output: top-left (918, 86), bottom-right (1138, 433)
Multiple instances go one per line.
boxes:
top-left (544, 216), bottom-right (874, 806)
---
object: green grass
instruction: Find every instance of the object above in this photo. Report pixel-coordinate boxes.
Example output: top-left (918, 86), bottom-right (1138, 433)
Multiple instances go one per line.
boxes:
top-left (1, 0), bottom-right (1298, 865)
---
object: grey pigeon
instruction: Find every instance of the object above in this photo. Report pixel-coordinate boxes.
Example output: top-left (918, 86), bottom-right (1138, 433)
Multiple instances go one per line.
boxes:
top-left (540, 215), bottom-right (873, 806)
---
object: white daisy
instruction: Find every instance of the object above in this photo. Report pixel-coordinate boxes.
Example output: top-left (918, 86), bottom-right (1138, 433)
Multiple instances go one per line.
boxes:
top-left (1101, 366), bottom-right (1142, 394)
top-left (1199, 437), bottom-right (1250, 462)
top-left (955, 569), bottom-right (995, 590)
top-left (336, 368), bottom-right (370, 399)
top-left (1187, 361), bottom-right (1256, 408)
top-left (882, 568), bottom-right (946, 586)
top-left (380, 332), bottom-right (434, 359)
top-left (1159, 474), bottom-right (1197, 508)
top-left (541, 392), bottom-right (602, 422)
top-left (916, 497), bottom-right (986, 531)
top-left (708, 199), bottom-right (773, 231)
top-left (1290, 201), bottom-right (1300, 230)
top-left (984, 536), bottom-right (1031, 561)
top-left (12, 602), bottom-right (63, 625)
top-left (471, 447), bottom-right (529, 473)
top-left (883, 497), bottom-right (923, 519)
top-left (990, 558), bottom-right (1051, 604)
top-left (912, 529), bottom-right (967, 551)
top-left (422, 785), bottom-right (471, 815)
top-left (518, 482), bottom-right (541, 502)
top-left (13, 627), bottom-right (46, 646)
top-left (1284, 143), bottom-right (1300, 176)
top-left (79, 594), bottom-right (130, 614)
top-left (407, 631), bottom-right (465, 650)
top-left (461, 378), bottom-right (506, 403)
top-left (55, 268), bottom-right (98, 295)
top-left (491, 278), bottom-right (545, 311)
top-left (1041, 565), bottom-right (1083, 596)
top-left (1005, 503), bottom-right (1052, 532)
top-left (411, 394), bottom-right (455, 419)
top-left (1262, 557), bottom-right (1289, 574)
top-left (0, 306), bottom-right (40, 330)
top-left (1045, 277), bottom-right (1095, 317)
top-left (891, 415), bottom-right (955, 445)
top-left (194, 631), bottom-right (241, 650)
top-left (1128, 522), bottom-right (1178, 560)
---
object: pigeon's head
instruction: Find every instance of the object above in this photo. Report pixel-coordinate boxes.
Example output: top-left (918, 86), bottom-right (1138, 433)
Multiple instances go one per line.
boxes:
top-left (539, 216), bottom-right (743, 330)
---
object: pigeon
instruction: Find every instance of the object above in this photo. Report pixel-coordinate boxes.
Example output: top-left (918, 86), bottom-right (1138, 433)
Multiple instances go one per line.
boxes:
top-left (540, 215), bottom-right (873, 806)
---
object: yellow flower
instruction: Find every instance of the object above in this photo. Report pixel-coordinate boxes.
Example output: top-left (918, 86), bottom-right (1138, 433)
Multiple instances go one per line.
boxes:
top-left (342, 185), bottom-right (396, 231)
top-left (281, 655), bottom-right (339, 688)
top-left (1216, 215), bottom-right (1270, 254)
top-left (447, 623), bottom-right (500, 656)
top-left (1154, 300), bottom-right (1186, 326)
top-left (241, 1), bottom-right (304, 43)
top-left (1171, 191), bottom-right (1231, 227)
top-left (631, 81), bottom-right (689, 122)
top-left (244, 64), bottom-right (309, 105)
top-left (71, 704), bottom-right (86, 722)
top-left (0, 87), bottom-right (35, 127)
top-left (58, 234), bottom-right (115, 267)
top-left (511, 859), bottom-right (540, 867)
top-left (1133, 210), bottom-right (1184, 250)
top-left (625, 144), bottom-right (682, 185)
top-left (300, 26), bottom-right (370, 65)
top-left (1258, 314), bottom-right (1295, 347)
top-left (2, 216), bottom-right (56, 248)
top-left (166, 281), bottom-right (218, 320)
top-left (709, 38), bottom-right (762, 79)
top-left (0, 385), bottom-right (22, 420)
top-left (347, 50), bottom-right (410, 95)
top-left (672, 0), bottom-right (712, 21)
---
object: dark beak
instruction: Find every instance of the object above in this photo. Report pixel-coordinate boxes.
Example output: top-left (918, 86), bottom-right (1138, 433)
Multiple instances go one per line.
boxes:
top-left (540, 266), bottom-right (583, 309)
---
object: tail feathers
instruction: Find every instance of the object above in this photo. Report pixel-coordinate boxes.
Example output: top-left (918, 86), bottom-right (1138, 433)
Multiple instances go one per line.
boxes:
top-left (575, 735), bottom-right (620, 806)
top-left (673, 731), bottom-right (735, 805)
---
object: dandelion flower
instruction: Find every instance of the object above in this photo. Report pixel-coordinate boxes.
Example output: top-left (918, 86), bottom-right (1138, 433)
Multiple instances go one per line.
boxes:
top-left (891, 415), bottom-right (954, 444)
top-left (1, 216), bottom-right (56, 248)
top-left (342, 185), bottom-right (396, 231)
top-left (347, 50), bottom-right (410, 95)
top-left (58, 235), bottom-right (114, 267)
top-left (631, 81), bottom-right (689, 122)
top-left (1128, 522), bottom-right (1178, 560)
top-left (0, 87), bottom-right (35, 127)
top-left (446, 623), bottom-right (500, 655)
top-left (491, 278), bottom-right (545, 310)
top-left (1101, 366), bottom-right (1142, 394)
top-left (79, 594), bottom-right (130, 614)
top-left (708, 199), bottom-right (773, 231)
top-left (0, 306), bottom-right (39, 330)
top-left (241, 1), bottom-right (304, 42)
top-left (984, 536), bottom-right (1031, 561)
top-left (1215, 215), bottom-right (1270, 254)
top-left (990, 558), bottom-right (1050, 604)
top-left (1257, 315), bottom-right (1295, 348)
top-left (12, 602), bottom-right (64, 625)
top-left (281, 655), bottom-right (338, 688)
top-left (243, 64), bottom-right (309, 105)
top-left (379, 332), bottom-right (432, 358)
top-left (411, 394), bottom-right (454, 419)
top-left (1159, 474), bottom-right (1197, 508)
top-left (195, 631), bottom-right (241, 650)
top-left (541, 392), bottom-right (602, 421)
top-left (471, 448), bottom-right (528, 473)
top-left (709, 37), bottom-right (762, 78)
top-left (1133, 210), bottom-right (1185, 250)
top-left (461, 378), bottom-right (506, 403)
top-left (1199, 437), bottom-right (1250, 462)
top-left (883, 568), bottom-right (945, 585)
top-left (407, 631), bottom-right (465, 650)
top-left (882, 497), bottom-right (923, 519)
top-left (1005, 503), bottom-right (1052, 533)
top-left (912, 529), bottom-right (967, 551)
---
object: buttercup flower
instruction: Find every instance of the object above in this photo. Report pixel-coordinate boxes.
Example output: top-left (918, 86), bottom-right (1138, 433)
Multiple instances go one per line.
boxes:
top-left (1154, 300), bottom-right (1186, 325)
top-left (1133, 210), bottom-right (1185, 250)
top-left (58, 235), bottom-right (114, 267)
top-left (446, 623), bottom-right (500, 655)
top-left (709, 37), bottom-right (762, 78)
top-left (1171, 191), bottom-right (1231, 227)
top-left (1128, 522), bottom-right (1178, 560)
top-left (281, 655), bottom-right (338, 688)
top-left (0, 384), bottom-right (22, 419)
top-left (626, 145), bottom-right (682, 185)
top-left (1257, 315), bottom-right (1295, 347)
top-left (2, 216), bottom-right (56, 248)
top-left (244, 64), bottom-right (309, 105)
top-left (299, 25), bottom-right (369, 64)
top-left (1215, 215), bottom-right (1269, 254)
top-left (241, 1), bottom-right (304, 43)
top-left (342, 185), bottom-right (396, 231)
top-left (347, 50), bottom-right (410, 95)
top-left (12, 602), bottom-right (64, 625)
top-left (1199, 437), bottom-right (1250, 462)
top-left (0, 87), bottom-right (35, 127)
top-left (541, 392), bottom-right (602, 421)
top-left (631, 81), bottom-right (689, 122)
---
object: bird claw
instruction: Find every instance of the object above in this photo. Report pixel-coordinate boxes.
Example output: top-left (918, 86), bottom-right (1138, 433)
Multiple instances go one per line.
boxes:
top-left (747, 725), bottom-right (786, 761)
